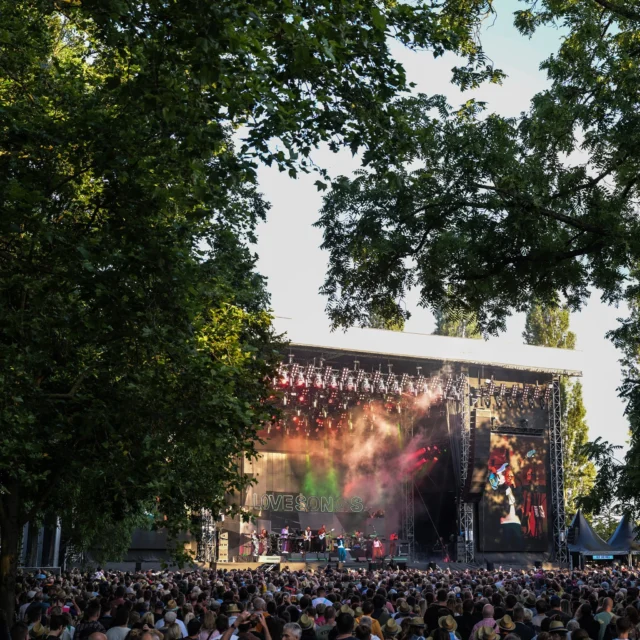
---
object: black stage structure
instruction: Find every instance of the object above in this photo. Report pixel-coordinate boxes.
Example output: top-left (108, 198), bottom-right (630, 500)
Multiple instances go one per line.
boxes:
top-left (211, 321), bottom-right (582, 569)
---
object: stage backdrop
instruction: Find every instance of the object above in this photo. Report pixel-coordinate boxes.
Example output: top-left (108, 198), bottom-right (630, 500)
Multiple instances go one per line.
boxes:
top-left (242, 450), bottom-right (394, 542)
top-left (479, 433), bottom-right (549, 552)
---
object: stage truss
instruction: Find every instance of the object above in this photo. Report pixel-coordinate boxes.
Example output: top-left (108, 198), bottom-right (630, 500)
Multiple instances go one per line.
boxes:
top-left (548, 377), bottom-right (568, 564)
top-left (458, 372), bottom-right (475, 564)
top-left (195, 509), bottom-right (216, 565)
top-left (401, 413), bottom-right (415, 559)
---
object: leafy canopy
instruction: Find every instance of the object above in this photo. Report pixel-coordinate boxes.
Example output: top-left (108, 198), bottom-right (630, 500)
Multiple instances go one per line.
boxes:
top-left (0, 0), bottom-right (504, 619)
top-left (317, 1), bottom-right (640, 335)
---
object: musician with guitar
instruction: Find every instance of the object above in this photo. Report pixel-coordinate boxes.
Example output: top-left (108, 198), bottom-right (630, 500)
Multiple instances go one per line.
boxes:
top-left (317, 525), bottom-right (330, 559)
top-left (302, 526), bottom-right (313, 559)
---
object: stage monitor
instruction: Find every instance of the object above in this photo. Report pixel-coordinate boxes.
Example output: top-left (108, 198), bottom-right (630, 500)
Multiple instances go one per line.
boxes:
top-left (479, 433), bottom-right (549, 552)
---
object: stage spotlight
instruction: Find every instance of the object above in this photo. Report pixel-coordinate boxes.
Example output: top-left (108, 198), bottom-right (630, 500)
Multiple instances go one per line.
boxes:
top-left (361, 375), bottom-right (371, 393)
top-left (295, 370), bottom-right (306, 388)
top-left (313, 371), bottom-right (324, 389)
top-left (541, 384), bottom-right (551, 408)
top-left (519, 384), bottom-right (528, 410)
top-left (495, 383), bottom-right (506, 408)
top-left (278, 369), bottom-right (290, 388)
top-left (530, 384), bottom-right (540, 409)
top-left (507, 384), bottom-right (518, 408)
top-left (346, 373), bottom-right (356, 392)
top-left (444, 376), bottom-right (453, 400)
top-left (484, 378), bottom-right (494, 408)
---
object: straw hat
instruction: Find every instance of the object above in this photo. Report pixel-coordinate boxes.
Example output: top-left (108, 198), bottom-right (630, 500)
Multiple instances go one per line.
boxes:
top-left (340, 605), bottom-right (355, 616)
top-left (299, 615), bottom-right (314, 630)
top-left (167, 599), bottom-right (178, 611)
top-left (548, 621), bottom-right (568, 635)
top-left (398, 601), bottom-right (411, 614)
top-left (476, 627), bottom-right (498, 640)
top-left (383, 619), bottom-right (401, 637)
top-left (410, 618), bottom-right (426, 628)
top-left (499, 616), bottom-right (516, 632)
top-left (226, 604), bottom-right (240, 613)
top-left (438, 616), bottom-right (457, 632)
top-left (29, 623), bottom-right (47, 639)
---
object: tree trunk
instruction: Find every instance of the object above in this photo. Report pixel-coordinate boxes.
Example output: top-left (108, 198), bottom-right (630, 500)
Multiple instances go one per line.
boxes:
top-left (0, 493), bottom-right (20, 623)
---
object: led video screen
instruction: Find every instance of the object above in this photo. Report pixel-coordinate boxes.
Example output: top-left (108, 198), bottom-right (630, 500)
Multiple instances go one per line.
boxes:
top-left (480, 434), bottom-right (549, 552)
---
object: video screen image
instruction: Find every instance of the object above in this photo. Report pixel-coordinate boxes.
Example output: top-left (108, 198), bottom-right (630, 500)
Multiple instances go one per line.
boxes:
top-left (481, 434), bottom-right (548, 552)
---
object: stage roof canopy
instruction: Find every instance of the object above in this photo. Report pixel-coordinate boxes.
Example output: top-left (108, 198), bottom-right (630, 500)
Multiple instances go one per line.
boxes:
top-left (608, 513), bottom-right (640, 554)
top-left (274, 317), bottom-right (583, 377)
top-left (569, 511), bottom-right (628, 556)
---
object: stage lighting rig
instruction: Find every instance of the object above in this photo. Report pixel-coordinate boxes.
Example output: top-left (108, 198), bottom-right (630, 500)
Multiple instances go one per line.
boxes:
top-left (444, 375), bottom-right (454, 400)
top-left (519, 384), bottom-right (529, 410)
top-left (402, 373), bottom-right (416, 396)
top-left (541, 383), bottom-right (551, 409)
top-left (507, 383), bottom-right (518, 408)
top-left (484, 378), bottom-right (495, 408)
top-left (531, 384), bottom-right (540, 409)
top-left (496, 383), bottom-right (506, 408)
top-left (387, 365), bottom-right (401, 395)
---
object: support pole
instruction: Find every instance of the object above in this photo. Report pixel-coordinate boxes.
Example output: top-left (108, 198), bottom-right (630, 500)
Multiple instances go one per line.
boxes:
top-left (458, 371), bottom-right (475, 564)
top-left (402, 413), bottom-right (415, 560)
top-left (549, 377), bottom-right (568, 564)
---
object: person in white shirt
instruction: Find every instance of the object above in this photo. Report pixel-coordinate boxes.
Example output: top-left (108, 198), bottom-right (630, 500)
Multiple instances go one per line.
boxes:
top-left (312, 588), bottom-right (332, 608)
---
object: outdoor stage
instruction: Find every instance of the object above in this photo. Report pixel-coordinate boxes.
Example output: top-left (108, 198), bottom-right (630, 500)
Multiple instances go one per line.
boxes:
top-left (204, 319), bottom-right (583, 569)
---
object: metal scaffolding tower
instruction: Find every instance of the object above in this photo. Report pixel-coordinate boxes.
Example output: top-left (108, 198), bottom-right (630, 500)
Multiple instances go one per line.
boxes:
top-left (195, 509), bottom-right (216, 565)
top-left (548, 377), bottom-right (568, 564)
top-left (458, 372), bottom-right (475, 563)
top-left (402, 413), bottom-right (415, 559)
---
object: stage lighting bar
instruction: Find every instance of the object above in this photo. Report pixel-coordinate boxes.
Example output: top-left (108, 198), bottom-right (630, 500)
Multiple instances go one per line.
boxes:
top-left (531, 384), bottom-right (540, 409)
top-left (272, 361), bottom-right (554, 422)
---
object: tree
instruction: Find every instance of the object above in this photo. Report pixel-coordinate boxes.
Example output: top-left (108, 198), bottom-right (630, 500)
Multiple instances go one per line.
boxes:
top-left (523, 305), bottom-right (576, 350)
top-left (0, 0), bottom-right (500, 621)
top-left (316, 2), bottom-right (640, 336)
top-left (563, 381), bottom-right (597, 519)
top-left (433, 308), bottom-right (481, 338)
top-left (367, 313), bottom-right (405, 331)
top-left (522, 303), bottom-right (595, 519)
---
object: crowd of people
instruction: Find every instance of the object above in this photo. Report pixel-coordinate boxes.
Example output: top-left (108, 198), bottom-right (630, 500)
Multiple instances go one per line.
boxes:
top-left (3, 564), bottom-right (640, 640)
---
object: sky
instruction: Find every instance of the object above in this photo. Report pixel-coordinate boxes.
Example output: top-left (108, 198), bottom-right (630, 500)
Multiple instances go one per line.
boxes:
top-left (254, 1), bottom-right (630, 448)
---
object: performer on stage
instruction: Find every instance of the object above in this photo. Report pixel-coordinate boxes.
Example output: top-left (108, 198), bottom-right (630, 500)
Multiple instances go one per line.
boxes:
top-left (259, 528), bottom-right (269, 555)
top-left (372, 536), bottom-right (383, 560)
top-left (317, 524), bottom-right (327, 559)
top-left (389, 532), bottom-right (398, 558)
top-left (281, 524), bottom-right (290, 553)
top-left (303, 526), bottom-right (312, 558)
top-left (251, 531), bottom-right (260, 557)
top-left (337, 533), bottom-right (347, 562)
top-left (365, 535), bottom-right (373, 560)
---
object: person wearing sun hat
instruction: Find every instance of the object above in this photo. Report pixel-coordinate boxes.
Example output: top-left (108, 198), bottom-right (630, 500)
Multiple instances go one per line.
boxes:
top-left (407, 617), bottom-right (426, 640)
top-left (435, 616), bottom-right (461, 640)
top-left (548, 621), bottom-right (568, 639)
top-left (475, 628), bottom-right (498, 640)
top-left (393, 601), bottom-right (411, 622)
top-left (497, 616), bottom-right (516, 639)
top-left (383, 620), bottom-right (401, 639)
top-left (299, 614), bottom-right (316, 640)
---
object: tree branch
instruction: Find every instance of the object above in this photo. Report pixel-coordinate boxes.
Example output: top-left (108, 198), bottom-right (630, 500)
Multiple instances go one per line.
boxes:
top-left (46, 368), bottom-right (92, 399)
top-left (591, 0), bottom-right (640, 21)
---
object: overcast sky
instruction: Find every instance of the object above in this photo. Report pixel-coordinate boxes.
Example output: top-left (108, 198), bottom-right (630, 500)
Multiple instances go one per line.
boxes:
top-left (254, 1), bottom-right (630, 448)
